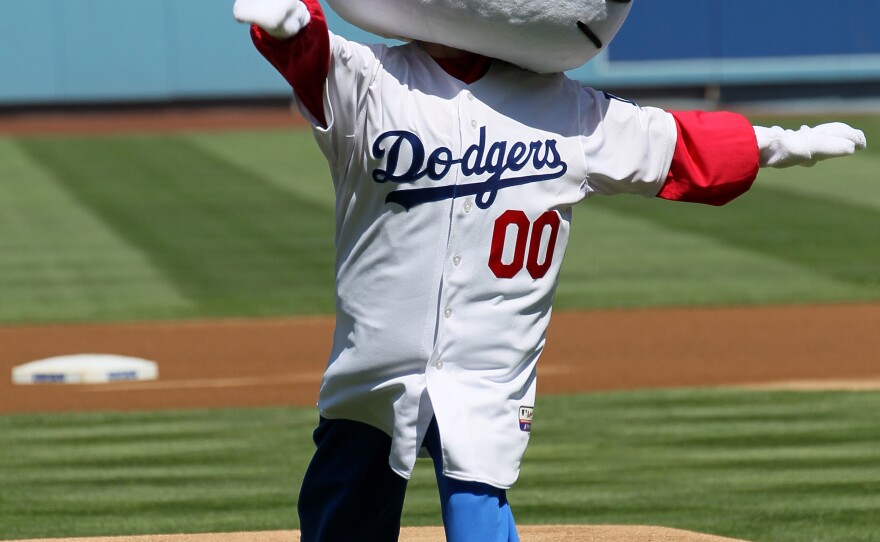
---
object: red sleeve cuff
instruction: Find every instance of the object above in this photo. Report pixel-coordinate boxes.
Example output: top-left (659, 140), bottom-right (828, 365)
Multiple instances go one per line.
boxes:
top-left (250, 0), bottom-right (330, 127)
top-left (658, 111), bottom-right (760, 206)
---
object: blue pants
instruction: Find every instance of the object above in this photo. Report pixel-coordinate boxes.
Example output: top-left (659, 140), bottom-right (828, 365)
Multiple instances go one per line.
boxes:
top-left (298, 417), bottom-right (519, 542)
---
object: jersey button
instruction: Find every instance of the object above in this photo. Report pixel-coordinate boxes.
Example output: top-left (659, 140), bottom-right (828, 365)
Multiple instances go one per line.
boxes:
top-left (435, 360), bottom-right (444, 370)
top-left (453, 255), bottom-right (462, 266)
top-left (444, 308), bottom-right (453, 319)
top-left (471, 120), bottom-right (478, 129)
top-left (467, 92), bottom-right (475, 101)
top-left (463, 200), bottom-right (473, 213)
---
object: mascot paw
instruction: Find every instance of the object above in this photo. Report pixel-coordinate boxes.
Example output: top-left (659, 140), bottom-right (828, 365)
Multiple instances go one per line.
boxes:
top-left (755, 123), bottom-right (867, 168)
top-left (233, 0), bottom-right (310, 39)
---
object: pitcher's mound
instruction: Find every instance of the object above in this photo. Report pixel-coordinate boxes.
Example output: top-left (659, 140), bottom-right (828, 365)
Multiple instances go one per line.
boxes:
top-left (17, 526), bottom-right (749, 542)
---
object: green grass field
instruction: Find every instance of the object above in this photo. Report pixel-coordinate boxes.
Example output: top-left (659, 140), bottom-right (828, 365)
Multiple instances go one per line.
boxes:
top-left (1, 115), bottom-right (878, 323)
top-left (1, 114), bottom-right (878, 541)
top-left (2, 390), bottom-right (879, 542)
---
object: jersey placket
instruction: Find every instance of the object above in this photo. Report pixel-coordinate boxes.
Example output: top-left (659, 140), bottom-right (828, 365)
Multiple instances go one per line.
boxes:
top-left (427, 89), bottom-right (486, 377)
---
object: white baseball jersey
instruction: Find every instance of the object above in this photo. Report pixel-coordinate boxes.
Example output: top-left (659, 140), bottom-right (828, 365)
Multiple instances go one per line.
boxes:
top-left (299, 34), bottom-right (676, 488)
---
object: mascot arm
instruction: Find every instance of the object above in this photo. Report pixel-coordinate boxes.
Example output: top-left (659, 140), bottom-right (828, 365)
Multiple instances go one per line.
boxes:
top-left (658, 111), bottom-right (760, 206)
top-left (659, 113), bottom-right (867, 206)
top-left (247, 0), bottom-right (330, 127)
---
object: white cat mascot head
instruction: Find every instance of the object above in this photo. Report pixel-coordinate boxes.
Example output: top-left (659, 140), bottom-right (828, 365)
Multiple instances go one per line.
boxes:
top-left (326, 0), bottom-right (634, 73)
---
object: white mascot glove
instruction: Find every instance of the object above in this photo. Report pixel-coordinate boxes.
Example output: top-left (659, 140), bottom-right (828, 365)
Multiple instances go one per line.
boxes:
top-left (754, 123), bottom-right (867, 168)
top-left (233, 0), bottom-right (311, 39)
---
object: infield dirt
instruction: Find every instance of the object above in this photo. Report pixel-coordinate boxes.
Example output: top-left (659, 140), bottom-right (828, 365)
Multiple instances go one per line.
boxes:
top-left (2, 303), bottom-right (879, 414)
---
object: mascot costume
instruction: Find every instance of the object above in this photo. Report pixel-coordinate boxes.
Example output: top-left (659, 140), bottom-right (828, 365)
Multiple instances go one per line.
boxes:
top-left (232, 1), bottom-right (867, 540)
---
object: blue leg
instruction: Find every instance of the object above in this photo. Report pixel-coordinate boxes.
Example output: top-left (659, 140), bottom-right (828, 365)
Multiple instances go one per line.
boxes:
top-left (298, 417), bottom-right (408, 542)
top-left (423, 418), bottom-right (520, 542)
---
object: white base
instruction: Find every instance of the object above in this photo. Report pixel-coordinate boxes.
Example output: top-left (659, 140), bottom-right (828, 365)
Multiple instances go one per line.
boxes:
top-left (12, 354), bottom-right (158, 385)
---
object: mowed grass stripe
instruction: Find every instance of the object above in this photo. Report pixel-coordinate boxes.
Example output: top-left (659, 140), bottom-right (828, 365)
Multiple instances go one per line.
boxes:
top-left (0, 408), bottom-right (318, 538)
top-left (0, 138), bottom-right (190, 322)
top-left (2, 390), bottom-right (879, 541)
top-left (5, 115), bottom-right (879, 323)
top-left (581, 183), bottom-right (880, 290)
top-left (559, 202), bottom-right (869, 309)
top-left (514, 390), bottom-right (880, 542)
top-left (16, 134), bottom-right (338, 318)
top-left (755, 148), bottom-right (880, 212)
top-left (182, 130), bottom-right (337, 209)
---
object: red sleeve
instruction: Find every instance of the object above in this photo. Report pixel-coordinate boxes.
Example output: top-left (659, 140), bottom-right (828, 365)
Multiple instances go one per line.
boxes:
top-left (250, 0), bottom-right (330, 127)
top-left (657, 111), bottom-right (760, 206)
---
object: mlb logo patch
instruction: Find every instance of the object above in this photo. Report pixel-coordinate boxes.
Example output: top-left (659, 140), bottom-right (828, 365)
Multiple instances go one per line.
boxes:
top-left (519, 406), bottom-right (534, 432)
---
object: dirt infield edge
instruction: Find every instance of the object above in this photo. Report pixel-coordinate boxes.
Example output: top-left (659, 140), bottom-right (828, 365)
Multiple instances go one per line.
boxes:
top-left (13, 525), bottom-right (750, 542)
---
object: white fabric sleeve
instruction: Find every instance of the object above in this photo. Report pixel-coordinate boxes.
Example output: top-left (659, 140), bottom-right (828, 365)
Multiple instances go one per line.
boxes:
top-left (302, 34), bottom-right (385, 168)
top-left (578, 89), bottom-right (677, 198)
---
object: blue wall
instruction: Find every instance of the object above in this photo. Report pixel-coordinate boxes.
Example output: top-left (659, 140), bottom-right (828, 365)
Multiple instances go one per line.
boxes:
top-left (2, 0), bottom-right (879, 105)
top-left (0, 0), bottom-right (399, 105)
top-left (1, 0), bottom-right (280, 103)
top-left (610, 1), bottom-right (880, 61)
top-left (572, 0), bottom-right (880, 87)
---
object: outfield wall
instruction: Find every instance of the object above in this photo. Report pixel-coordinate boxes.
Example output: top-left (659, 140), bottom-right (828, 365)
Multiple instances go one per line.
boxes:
top-left (572, 0), bottom-right (880, 88)
top-left (2, 0), bottom-right (879, 106)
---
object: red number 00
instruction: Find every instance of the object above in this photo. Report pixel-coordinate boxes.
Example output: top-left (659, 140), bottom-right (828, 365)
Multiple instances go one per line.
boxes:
top-left (489, 210), bottom-right (561, 279)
